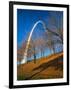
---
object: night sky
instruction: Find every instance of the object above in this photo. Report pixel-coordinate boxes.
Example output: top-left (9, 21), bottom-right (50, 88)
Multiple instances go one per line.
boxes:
top-left (17, 9), bottom-right (63, 48)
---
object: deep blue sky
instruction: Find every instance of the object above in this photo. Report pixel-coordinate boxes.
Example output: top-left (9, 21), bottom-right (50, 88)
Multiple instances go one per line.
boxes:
top-left (17, 9), bottom-right (63, 48)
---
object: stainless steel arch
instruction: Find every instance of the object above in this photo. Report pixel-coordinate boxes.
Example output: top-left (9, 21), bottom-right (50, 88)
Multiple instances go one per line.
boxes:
top-left (21, 20), bottom-right (47, 64)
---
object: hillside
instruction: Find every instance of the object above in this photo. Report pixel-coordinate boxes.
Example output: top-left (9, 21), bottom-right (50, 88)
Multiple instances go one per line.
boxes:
top-left (17, 52), bottom-right (63, 80)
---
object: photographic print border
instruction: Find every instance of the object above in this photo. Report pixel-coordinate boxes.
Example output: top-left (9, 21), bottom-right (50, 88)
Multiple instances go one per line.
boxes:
top-left (9, 1), bottom-right (69, 88)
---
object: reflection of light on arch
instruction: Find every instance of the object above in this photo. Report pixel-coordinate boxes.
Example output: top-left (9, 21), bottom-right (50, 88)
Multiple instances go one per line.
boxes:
top-left (21, 20), bottom-right (46, 64)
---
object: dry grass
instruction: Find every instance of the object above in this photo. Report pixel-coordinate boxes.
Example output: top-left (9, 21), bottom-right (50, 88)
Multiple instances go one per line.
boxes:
top-left (17, 52), bottom-right (63, 80)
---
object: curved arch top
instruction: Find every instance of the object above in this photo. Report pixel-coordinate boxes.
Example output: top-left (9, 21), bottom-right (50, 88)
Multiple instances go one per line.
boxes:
top-left (27, 20), bottom-right (46, 42)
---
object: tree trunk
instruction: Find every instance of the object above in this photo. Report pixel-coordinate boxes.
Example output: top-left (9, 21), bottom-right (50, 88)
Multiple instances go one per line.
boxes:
top-left (34, 54), bottom-right (36, 63)
top-left (51, 41), bottom-right (55, 54)
top-left (33, 47), bottom-right (36, 63)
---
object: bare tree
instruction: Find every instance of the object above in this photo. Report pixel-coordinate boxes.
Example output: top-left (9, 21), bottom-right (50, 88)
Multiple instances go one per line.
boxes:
top-left (47, 11), bottom-right (63, 44)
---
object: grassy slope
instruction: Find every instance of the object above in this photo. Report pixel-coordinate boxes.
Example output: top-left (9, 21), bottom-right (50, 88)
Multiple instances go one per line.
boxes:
top-left (17, 52), bottom-right (63, 80)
